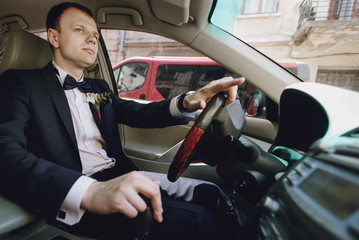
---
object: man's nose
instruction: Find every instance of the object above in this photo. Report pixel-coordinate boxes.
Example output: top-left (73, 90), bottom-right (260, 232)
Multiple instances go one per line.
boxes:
top-left (87, 34), bottom-right (97, 44)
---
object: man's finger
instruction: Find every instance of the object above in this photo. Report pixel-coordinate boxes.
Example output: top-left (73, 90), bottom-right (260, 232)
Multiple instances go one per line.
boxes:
top-left (150, 193), bottom-right (163, 222)
top-left (223, 84), bottom-right (239, 105)
top-left (116, 198), bottom-right (140, 218)
top-left (206, 77), bottom-right (244, 95)
top-left (134, 175), bottom-right (163, 223)
top-left (125, 190), bottom-right (148, 213)
top-left (150, 180), bottom-right (163, 222)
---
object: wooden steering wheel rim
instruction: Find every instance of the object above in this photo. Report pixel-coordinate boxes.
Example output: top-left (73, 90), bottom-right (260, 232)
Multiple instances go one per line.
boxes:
top-left (167, 93), bottom-right (227, 182)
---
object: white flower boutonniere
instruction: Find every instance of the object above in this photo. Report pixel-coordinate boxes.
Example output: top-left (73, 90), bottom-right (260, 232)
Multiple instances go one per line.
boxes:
top-left (86, 92), bottom-right (112, 120)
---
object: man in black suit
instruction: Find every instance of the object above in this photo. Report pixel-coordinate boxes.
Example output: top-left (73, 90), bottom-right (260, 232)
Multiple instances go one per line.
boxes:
top-left (0, 2), bottom-right (245, 239)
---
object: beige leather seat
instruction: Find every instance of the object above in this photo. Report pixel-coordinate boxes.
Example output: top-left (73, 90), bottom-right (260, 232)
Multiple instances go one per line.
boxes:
top-left (0, 30), bottom-right (52, 237)
top-left (0, 30), bottom-right (53, 75)
top-left (0, 30), bottom-right (93, 239)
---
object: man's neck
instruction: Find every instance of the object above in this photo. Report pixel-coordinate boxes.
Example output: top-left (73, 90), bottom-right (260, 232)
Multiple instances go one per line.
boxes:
top-left (53, 58), bottom-right (84, 81)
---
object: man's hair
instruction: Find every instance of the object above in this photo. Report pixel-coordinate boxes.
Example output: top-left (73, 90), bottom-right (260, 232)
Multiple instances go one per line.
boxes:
top-left (46, 2), bottom-right (94, 31)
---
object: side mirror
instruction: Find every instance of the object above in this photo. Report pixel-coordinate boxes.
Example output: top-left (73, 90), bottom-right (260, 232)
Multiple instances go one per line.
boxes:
top-left (242, 89), bottom-right (265, 117)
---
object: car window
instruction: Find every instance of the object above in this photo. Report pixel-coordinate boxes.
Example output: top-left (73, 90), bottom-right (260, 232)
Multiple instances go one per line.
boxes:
top-left (155, 64), bottom-right (195, 99)
top-left (194, 65), bottom-right (232, 90)
top-left (116, 62), bottom-right (147, 93)
top-left (101, 30), bottom-right (280, 120)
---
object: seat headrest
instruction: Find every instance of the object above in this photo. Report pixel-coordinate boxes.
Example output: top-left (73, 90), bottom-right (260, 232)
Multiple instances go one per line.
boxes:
top-left (0, 30), bottom-right (53, 75)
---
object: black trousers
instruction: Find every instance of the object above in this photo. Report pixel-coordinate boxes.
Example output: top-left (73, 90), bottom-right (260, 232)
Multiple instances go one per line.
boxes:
top-left (57, 170), bottom-right (245, 240)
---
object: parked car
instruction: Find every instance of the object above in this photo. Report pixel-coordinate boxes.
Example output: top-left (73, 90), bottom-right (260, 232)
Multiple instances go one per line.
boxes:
top-left (0, 0), bottom-right (358, 239)
top-left (113, 56), bottom-right (311, 101)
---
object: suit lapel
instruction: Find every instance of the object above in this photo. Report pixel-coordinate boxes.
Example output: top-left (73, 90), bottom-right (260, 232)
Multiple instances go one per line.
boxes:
top-left (87, 81), bottom-right (111, 146)
top-left (40, 65), bottom-right (112, 151)
top-left (41, 63), bottom-right (78, 148)
top-left (89, 102), bottom-right (110, 143)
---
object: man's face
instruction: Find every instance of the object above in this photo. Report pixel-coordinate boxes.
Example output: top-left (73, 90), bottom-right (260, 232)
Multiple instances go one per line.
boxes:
top-left (50, 7), bottom-right (99, 71)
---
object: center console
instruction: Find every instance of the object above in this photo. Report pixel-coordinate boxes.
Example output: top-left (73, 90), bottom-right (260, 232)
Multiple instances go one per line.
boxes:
top-left (239, 130), bottom-right (359, 240)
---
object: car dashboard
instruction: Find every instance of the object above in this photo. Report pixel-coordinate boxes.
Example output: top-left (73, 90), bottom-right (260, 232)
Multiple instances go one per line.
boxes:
top-left (235, 82), bottom-right (359, 240)
top-left (273, 82), bottom-right (359, 153)
top-left (240, 127), bottom-right (359, 240)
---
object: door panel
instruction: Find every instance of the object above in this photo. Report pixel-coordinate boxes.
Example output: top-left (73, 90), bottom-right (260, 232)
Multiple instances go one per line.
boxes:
top-left (120, 114), bottom-right (277, 164)
top-left (242, 117), bottom-right (278, 145)
top-left (120, 123), bottom-right (192, 161)
top-left (119, 120), bottom-right (230, 187)
top-left (119, 113), bottom-right (278, 186)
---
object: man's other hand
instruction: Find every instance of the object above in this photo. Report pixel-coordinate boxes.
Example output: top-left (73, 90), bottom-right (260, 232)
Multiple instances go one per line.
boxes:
top-left (81, 171), bottom-right (163, 223)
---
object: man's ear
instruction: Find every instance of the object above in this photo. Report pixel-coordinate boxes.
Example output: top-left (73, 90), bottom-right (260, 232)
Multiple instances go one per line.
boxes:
top-left (48, 28), bottom-right (59, 49)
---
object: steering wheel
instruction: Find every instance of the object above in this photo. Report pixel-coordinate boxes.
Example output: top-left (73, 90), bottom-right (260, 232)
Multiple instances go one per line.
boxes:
top-left (167, 93), bottom-right (227, 182)
top-left (119, 82), bottom-right (129, 92)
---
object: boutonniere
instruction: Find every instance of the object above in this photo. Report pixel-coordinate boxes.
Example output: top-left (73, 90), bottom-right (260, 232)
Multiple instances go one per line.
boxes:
top-left (86, 92), bottom-right (112, 120)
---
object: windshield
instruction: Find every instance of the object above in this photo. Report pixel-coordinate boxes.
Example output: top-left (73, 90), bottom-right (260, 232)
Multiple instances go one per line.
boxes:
top-left (211, 0), bottom-right (359, 92)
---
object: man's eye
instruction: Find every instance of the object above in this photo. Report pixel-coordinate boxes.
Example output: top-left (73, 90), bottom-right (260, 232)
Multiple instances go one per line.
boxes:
top-left (75, 28), bottom-right (84, 33)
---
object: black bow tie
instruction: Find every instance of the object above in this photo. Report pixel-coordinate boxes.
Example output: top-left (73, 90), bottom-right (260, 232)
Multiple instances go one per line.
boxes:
top-left (63, 74), bottom-right (91, 93)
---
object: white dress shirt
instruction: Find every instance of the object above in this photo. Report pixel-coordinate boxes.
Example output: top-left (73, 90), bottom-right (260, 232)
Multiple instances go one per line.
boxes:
top-left (53, 61), bottom-right (195, 225)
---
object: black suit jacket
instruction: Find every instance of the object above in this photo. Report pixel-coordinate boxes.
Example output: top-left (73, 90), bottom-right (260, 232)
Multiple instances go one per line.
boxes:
top-left (0, 62), bottom-right (189, 221)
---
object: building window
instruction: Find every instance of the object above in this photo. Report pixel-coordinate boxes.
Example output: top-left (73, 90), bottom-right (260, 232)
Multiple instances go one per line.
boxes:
top-left (354, 0), bottom-right (359, 19)
top-left (328, 0), bottom-right (359, 20)
top-left (242, 0), bottom-right (279, 14)
top-left (316, 68), bottom-right (359, 92)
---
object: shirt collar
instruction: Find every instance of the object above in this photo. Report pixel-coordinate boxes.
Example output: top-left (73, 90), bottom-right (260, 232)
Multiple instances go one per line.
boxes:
top-left (52, 60), bottom-right (84, 87)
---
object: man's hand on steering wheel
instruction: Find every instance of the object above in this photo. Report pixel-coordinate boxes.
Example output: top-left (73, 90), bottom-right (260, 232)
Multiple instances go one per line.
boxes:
top-left (168, 77), bottom-right (245, 182)
top-left (180, 77), bottom-right (245, 112)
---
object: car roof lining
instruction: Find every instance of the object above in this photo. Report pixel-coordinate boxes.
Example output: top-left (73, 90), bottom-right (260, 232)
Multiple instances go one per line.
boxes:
top-left (0, 0), bottom-right (212, 49)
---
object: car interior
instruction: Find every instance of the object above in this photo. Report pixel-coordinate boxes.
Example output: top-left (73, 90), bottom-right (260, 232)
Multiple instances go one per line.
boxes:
top-left (0, 0), bottom-right (359, 239)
